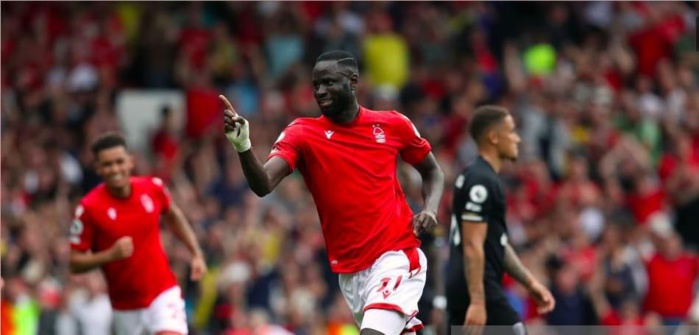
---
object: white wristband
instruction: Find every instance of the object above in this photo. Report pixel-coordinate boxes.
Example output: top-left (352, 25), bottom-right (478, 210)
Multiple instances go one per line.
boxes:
top-left (234, 139), bottom-right (251, 153)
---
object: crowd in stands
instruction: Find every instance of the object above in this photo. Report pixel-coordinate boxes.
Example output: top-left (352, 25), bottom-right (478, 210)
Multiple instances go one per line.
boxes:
top-left (2, 2), bottom-right (699, 335)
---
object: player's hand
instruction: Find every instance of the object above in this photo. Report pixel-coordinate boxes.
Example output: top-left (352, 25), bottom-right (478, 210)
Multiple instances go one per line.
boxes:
top-left (464, 302), bottom-right (487, 335)
top-left (412, 210), bottom-right (437, 236)
top-left (190, 254), bottom-right (207, 281)
top-left (528, 280), bottom-right (555, 315)
top-left (220, 95), bottom-right (251, 153)
top-left (110, 236), bottom-right (134, 260)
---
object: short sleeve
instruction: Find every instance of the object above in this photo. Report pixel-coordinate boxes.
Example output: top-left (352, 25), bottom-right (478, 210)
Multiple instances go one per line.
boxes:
top-left (69, 203), bottom-right (94, 252)
top-left (152, 177), bottom-right (172, 213)
top-left (395, 112), bottom-right (431, 165)
top-left (454, 173), bottom-right (495, 223)
top-left (267, 121), bottom-right (304, 172)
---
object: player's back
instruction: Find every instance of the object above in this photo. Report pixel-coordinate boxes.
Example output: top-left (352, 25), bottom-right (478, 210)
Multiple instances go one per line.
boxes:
top-left (72, 177), bottom-right (177, 310)
top-left (269, 107), bottom-right (431, 273)
top-left (445, 156), bottom-right (509, 309)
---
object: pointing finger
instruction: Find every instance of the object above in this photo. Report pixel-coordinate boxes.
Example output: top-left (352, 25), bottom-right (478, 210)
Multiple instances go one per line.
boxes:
top-left (219, 95), bottom-right (237, 115)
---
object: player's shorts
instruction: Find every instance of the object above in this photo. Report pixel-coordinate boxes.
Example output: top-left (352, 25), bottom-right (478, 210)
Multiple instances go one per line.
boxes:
top-left (339, 247), bottom-right (427, 334)
top-left (113, 286), bottom-right (188, 335)
top-left (447, 295), bottom-right (525, 335)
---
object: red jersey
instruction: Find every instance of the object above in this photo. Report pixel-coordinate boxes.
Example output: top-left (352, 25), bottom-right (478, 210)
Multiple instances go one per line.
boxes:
top-left (268, 107), bottom-right (431, 273)
top-left (69, 177), bottom-right (178, 310)
top-left (643, 252), bottom-right (698, 317)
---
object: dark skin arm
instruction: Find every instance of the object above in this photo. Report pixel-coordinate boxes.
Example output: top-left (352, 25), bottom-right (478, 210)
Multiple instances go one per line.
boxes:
top-left (237, 151), bottom-right (290, 197)
top-left (221, 95), bottom-right (291, 197)
top-left (411, 152), bottom-right (444, 234)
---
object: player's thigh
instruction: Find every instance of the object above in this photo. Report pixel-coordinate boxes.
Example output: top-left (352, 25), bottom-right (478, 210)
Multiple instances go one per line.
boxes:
top-left (360, 308), bottom-right (407, 335)
top-left (363, 247), bottom-right (427, 317)
top-left (144, 286), bottom-right (188, 335)
top-left (113, 310), bottom-right (147, 335)
top-left (338, 272), bottom-right (365, 326)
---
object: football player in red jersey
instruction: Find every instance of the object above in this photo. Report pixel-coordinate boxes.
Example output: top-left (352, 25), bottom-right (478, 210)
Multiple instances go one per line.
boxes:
top-left (222, 50), bottom-right (444, 335)
top-left (69, 133), bottom-right (207, 335)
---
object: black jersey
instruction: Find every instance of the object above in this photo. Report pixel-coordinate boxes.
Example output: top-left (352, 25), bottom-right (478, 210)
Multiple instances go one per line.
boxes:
top-left (446, 155), bottom-right (510, 311)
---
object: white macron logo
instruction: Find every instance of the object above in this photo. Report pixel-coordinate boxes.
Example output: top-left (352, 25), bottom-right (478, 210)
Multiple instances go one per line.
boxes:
top-left (108, 208), bottom-right (117, 220)
top-left (141, 194), bottom-right (154, 213)
top-left (325, 130), bottom-right (334, 139)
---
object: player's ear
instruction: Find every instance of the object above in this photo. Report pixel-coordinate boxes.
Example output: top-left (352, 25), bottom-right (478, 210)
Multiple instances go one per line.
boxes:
top-left (487, 128), bottom-right (499, 145)
top-left (349, 73), bottom-right (358, 92)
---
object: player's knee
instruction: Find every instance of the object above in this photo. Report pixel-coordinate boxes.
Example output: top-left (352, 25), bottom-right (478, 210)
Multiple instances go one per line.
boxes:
top-left (361, 308), bottom-right (407, 335)
top-left (360, 329), bottom-right (386, 335)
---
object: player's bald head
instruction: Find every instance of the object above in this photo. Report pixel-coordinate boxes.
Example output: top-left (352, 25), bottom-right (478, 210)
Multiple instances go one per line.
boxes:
top-left (315, 50), bottom-right (358, 76)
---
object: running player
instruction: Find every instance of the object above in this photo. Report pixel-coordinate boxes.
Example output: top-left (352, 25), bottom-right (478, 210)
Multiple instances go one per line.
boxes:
top-left (222, 50), bottom-right (445, 335)
top-left (69, 133), bottom-right (207, 335)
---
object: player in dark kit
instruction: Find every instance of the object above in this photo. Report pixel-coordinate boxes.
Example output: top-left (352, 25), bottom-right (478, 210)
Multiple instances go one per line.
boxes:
top-left (446, 106), bottom-right (555, 334)
top-left (221, 50), bottom-right (444, 335)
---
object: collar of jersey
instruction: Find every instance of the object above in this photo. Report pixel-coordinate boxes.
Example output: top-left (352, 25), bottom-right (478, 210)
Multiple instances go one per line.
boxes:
top-left (321, 106), bottom-right (364, 128)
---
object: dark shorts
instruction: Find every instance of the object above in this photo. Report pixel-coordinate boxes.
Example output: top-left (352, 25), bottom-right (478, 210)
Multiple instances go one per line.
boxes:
top-left (447, 296), bottom-right (526, 335)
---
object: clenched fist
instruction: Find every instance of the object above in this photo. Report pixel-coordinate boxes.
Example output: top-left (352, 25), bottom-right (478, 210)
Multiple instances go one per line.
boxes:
top-left (110, 236), bottom-right (134, 260)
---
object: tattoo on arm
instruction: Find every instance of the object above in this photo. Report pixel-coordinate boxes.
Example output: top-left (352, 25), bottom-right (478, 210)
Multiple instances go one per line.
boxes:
top-left (503, 243), bottom-right (534, 288)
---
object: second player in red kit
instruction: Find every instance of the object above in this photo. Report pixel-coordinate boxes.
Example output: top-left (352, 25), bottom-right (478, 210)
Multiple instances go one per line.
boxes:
top-left (69, 133), bottom-right (207, 335)
top-left (222, 50), bottom-right (444, 335)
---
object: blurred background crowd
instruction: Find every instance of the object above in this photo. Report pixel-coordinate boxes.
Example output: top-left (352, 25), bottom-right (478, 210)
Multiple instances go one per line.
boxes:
top-left (2, 1), bottom-right (699, 335)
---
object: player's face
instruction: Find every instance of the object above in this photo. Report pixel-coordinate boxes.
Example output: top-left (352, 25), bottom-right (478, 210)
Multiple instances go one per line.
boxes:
top-left (496, 115), bottom-right (520, 161)
top-left (312, 61), bottom-right (354, 118)
top-left (95, 146), bottom-right (134, 189)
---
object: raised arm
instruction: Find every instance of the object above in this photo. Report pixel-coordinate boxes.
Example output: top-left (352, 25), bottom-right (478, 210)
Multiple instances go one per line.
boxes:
top-left (221, 95), bottom-right (291, 197)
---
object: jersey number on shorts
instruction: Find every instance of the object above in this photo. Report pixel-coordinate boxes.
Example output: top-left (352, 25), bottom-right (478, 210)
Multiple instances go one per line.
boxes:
top-left (377, 276), bottom-right (403, 299)
top-left (167, 302), bottom-right (186, 322)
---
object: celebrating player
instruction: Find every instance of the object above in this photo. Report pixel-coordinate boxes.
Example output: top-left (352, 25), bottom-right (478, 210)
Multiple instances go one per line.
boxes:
top-left (446, 106), bottom-right (555, 334)
top-left (221, 50), bottom-right (445, 335)
top-left (69, 133), bottom-right (207, 335)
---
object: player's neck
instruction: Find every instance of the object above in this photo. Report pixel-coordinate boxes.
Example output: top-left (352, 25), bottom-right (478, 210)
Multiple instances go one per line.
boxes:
top-left (107, 183), bottom-right (132, 199)
top-left (328, 100), bottom-right (360, 124)
top-left (479, 150), bottom-right (502, 173)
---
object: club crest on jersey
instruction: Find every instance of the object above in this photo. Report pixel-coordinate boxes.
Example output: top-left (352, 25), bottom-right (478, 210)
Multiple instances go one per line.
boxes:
top-left (107, 208), bottom-right (117, 220)
top-left (141, 194), bottom-right (154, 213)
top-left (373, 124), bottom-right (386, 143)
top-left (325, 130), bottom-right (334, 139)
